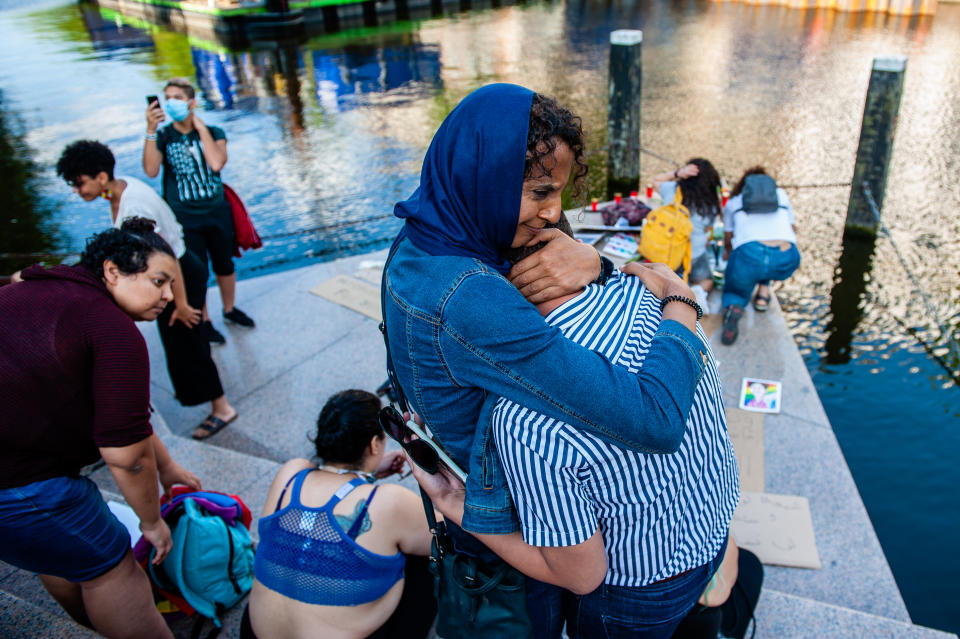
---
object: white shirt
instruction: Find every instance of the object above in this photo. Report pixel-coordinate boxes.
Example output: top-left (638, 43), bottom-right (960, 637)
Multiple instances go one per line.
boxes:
top-left (114, 176), bottom-right (186, 258)
top-left (493, 272), bottom-right (739, 587)
top-left (722, 188), bottom-right (796, 251)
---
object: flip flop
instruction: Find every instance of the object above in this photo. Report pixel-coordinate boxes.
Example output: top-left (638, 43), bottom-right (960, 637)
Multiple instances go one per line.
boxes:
top-left (753, 294), bottom-right (770, 312)
top-left (192, 412), bottom-right (238, 440)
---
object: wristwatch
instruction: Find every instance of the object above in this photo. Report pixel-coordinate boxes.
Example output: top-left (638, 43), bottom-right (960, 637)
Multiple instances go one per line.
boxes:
top-left (594, 256), bottom-right (616, 286)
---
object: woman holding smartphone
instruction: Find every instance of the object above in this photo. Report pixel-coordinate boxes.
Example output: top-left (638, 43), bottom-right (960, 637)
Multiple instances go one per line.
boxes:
top-left (245, 390), bottom-right (434, 639)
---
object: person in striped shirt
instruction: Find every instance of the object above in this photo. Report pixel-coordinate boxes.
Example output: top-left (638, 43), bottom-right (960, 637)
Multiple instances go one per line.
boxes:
top-left (410, 215), bottom-right (739, 639)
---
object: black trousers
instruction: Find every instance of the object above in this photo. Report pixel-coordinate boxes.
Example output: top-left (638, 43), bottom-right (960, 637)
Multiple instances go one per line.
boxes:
top-left (156, 249), bottom-right (224, 406)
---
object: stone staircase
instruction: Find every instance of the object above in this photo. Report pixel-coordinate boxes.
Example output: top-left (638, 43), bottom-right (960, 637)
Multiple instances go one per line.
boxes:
top-left (1, 251), bottom-right (955, 638)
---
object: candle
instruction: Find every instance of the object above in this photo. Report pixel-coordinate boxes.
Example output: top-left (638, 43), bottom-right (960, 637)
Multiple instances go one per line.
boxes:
top-left (614, 193), bottom-right (622, 203)
top-left (630, 190), bottom-right (638, 198)
top-left (646, 185), bottom-right (653, 199)
top-left (591, 198), bottom-right (598, 211)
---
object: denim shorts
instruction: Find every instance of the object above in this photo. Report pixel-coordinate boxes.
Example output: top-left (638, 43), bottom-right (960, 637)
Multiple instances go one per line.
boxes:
top-left (0, 476), bottom-right (131, 582)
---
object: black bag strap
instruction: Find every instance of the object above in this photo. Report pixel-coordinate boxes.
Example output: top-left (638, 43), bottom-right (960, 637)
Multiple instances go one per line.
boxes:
top-left (379, 239), bottom-right (412, 414)
top-left (378, 240), bottom-right (451, 556)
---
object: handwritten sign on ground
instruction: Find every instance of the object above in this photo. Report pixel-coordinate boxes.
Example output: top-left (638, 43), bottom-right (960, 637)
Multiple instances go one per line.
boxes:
top-left (725, 408), bottom-right (765, 493)
top-left (355, 261), bottom-right (385, 286)
top-left (731, 491), bottom-right (821, 569)
top-left (309, 275), bottom-right (382, 321)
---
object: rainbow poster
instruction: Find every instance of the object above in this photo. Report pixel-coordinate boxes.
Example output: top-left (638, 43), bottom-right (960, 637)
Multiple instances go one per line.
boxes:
top-left (739, 377), bottom-right (783, 414)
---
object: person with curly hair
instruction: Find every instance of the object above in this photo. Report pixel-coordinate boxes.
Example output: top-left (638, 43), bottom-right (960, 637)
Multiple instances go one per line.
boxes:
top-left (57, 140), bottom-right (238, 440)
top-left (0, 218), bottom-right (201, 639)
top-left (652, 157), bottom-right (724, 311)
top-left (242, 389), bottom-right (434, 639)
top-left (382, 84), bottom-right (705, 636)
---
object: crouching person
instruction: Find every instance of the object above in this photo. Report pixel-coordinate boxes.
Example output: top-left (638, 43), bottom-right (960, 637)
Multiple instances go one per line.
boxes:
top-left (245, 390), bottom-right (435, 639)
top-left (410, 215), bottom-right (740, 639)
top-left (0, 219), bottom-right (201, 639)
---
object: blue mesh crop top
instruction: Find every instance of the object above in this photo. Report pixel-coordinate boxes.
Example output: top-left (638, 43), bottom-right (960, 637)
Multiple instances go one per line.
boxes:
top-left (254, 469), bottom-right (406, 606)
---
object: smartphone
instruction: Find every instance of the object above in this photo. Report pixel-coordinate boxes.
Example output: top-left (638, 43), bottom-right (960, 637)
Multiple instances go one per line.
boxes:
top-left (146, 95), bottom-right (159, 108)
top-left (404, 418), bottom-right (468, 484)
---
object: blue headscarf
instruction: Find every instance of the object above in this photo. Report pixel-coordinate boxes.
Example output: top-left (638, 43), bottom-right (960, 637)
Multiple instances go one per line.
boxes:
top-left (394, 84), bottom-right (534, 275)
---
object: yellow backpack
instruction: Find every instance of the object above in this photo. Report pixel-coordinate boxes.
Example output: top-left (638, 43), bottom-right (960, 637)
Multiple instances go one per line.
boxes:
top-left (638, 185), bottom-right (693, 281)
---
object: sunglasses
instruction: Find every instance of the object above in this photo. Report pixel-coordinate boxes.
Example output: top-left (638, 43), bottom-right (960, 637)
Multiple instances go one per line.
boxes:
top-left (378, 406), bottom-right (467, 483)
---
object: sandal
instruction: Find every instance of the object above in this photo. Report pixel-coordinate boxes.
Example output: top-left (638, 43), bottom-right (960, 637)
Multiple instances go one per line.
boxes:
top-left (192, 412), bottom-right (238, 440)
top-left (753, 293), bottom-right (770, 312)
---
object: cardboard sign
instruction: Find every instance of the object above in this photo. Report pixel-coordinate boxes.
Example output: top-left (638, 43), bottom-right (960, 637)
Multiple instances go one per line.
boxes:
top-left (731, 491), bottom-right (822, 569)
top-left (309, 275), bottom-right (382, 321)
top-left (355, 261), bottom-right (384, 286)
top-left (725, 407), bottom-right (765, 493)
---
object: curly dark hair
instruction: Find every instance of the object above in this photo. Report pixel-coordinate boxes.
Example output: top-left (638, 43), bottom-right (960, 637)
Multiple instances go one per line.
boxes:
top-left (79, 217), bottom-right (175, 279)
top-left (313, 390), bottom-right (383, 466)
top-left (677, 157), bottom-right (722, 222)
top-left (730, 166), bottom-right (769, 197)
top-left (526, 93), bottom-right (588, 200)
top-left (56, 140), bottom-right (115, 183)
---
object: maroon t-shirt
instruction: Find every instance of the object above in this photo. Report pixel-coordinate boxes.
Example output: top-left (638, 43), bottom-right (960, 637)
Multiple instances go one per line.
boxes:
top-left (0, 265), bottom-right (153, 489)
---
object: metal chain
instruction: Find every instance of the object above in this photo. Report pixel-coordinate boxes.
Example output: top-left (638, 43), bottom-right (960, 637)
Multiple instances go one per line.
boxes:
top-left (861, 182), bottom-right (960, 368)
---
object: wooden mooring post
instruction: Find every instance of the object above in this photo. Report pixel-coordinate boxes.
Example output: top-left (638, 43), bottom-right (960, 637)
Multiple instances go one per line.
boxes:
top-left (607, 30), bottom-right (642, 200)
top-left (846, 55), bottom-right (907, 238)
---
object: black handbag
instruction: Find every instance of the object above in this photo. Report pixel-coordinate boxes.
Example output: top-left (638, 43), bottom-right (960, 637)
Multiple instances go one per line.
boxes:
top-left (418, 492), bottom-right (533, 639)
top-left (378, 242), bottom-right (533, 639)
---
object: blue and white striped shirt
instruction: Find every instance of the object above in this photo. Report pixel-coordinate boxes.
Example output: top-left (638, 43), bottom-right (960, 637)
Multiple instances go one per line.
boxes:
top-left (493, 271), bottom-right (739, 587)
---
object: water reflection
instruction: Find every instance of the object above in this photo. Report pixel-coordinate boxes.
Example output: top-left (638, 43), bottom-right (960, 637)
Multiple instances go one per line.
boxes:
top-left (824, 235), bottom-right (877, 365)
top-left (0, 90), bottom-right (62, 275)
top-left (78, 2), bottom-right (154, 51)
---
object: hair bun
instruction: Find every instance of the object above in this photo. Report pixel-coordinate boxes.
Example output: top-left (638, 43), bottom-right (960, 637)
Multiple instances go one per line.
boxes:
top-left (119, 216), bottom-right (158, 236)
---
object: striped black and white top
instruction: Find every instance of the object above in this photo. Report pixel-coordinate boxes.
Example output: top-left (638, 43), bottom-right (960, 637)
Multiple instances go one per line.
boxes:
top-left (492, 271), bottom-right (740, 587)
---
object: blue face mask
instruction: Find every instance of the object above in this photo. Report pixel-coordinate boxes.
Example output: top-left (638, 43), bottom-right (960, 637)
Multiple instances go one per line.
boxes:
top-left (164, 98), bottom-right (191, 122)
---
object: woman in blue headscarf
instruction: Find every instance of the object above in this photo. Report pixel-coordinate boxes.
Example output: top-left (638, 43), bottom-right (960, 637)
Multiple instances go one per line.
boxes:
top-left (382, 84), bottom-right (704, 634)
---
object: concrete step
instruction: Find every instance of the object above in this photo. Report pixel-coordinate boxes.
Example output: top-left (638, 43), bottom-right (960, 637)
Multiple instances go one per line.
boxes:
top-left (0, 590), bottom-right (99, 639)
top-left (755, 588), bottom-right (958, 638)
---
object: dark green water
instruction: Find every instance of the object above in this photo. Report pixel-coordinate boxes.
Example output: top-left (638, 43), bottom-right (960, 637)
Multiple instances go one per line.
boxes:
top-left (1, 0), bottom-right (957, 632)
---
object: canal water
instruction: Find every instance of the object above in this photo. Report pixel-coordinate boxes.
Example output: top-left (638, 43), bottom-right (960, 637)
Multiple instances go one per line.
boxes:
top-left (1, 0), bottom-right (958, 632)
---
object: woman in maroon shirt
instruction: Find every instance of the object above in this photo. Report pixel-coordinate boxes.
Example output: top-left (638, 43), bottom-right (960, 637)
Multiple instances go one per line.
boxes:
top-left (0, 218), bottom-right (200, 639)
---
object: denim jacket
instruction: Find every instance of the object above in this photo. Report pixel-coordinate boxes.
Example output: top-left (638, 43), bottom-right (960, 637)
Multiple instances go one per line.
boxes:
top-left (383, 238), bottom-right (706, 534)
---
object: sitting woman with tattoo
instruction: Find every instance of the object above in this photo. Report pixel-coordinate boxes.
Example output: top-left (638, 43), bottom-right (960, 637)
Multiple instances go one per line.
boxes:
top-left (243, 390), bottom-right (435, 639)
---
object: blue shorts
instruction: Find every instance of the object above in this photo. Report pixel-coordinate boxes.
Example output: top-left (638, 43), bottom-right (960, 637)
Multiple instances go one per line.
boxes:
top-left (0, 476), bottom-right (131, 582)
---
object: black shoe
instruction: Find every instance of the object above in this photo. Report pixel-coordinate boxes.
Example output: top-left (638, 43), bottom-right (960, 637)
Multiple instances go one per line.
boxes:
top-left (721, 305), bottom-right (744, 345)
top-left (223, 307), bottom-right (255, 328)
top-left (203, 320), bottom-right (227, 345)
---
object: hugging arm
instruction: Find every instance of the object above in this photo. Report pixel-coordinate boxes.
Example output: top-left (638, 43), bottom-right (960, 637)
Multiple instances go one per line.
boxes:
top-left (443, 274), bottom-right (704, 454)
top-left (409, 460), bottom-right (607, 594)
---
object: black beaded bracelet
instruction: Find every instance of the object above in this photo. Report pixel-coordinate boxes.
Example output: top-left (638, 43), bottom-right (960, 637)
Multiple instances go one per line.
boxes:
top-left (660, 295), bottom-right (703, 321)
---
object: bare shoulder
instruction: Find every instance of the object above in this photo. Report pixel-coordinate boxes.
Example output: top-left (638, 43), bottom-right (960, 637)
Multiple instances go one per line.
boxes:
top-left (262, 458), bottom-right (314, 517)
top-left (370, 483), bottom-right (422, 517)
